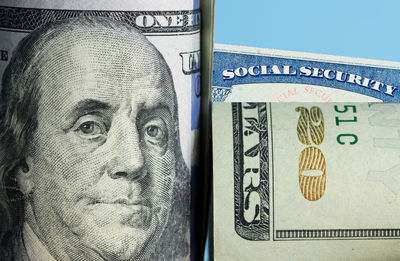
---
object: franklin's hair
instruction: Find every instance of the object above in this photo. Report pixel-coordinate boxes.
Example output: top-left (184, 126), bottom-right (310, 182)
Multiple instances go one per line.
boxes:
top-left (0, 16), bottom-right (189, 260)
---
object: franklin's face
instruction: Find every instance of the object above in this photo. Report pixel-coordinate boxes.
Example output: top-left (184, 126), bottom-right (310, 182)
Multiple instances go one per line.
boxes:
top-left (22, 26), bottom-right (177, 260)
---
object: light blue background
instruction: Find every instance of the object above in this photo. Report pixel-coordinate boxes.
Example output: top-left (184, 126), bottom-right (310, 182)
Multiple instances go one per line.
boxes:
top-left (214, 0), bottom-right (400, 62)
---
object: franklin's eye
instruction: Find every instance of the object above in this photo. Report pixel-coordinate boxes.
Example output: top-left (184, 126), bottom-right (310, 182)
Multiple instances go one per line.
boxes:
top-left (146, 125), bottom-right (162, 138)
top-left (73, 115), bottom-right (108, 140)
top-left (142, 118), bottom-right (168, 147)
top-left (78, 121), bottom-right (104, 135)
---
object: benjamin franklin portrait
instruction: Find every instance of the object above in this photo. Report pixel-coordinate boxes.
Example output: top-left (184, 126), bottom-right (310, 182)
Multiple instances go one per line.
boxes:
top-left (0, 16), bottom-right (189, 261)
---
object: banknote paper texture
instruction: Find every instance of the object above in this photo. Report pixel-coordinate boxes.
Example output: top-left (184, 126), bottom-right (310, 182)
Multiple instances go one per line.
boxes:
top-left (213, 102), bottom-right (400, 260)
top-left (212, 44), bottom-right (400, 103)
top-left (0, 1), bottom-right (199, 260)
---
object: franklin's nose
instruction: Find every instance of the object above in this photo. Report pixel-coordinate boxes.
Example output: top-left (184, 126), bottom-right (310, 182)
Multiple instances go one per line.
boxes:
top-left (108, 120), bottom-right (146, 181)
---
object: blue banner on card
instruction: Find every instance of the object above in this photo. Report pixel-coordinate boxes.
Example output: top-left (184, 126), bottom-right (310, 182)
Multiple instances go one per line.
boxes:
top-left (212, 45), bottom-right (400, 103)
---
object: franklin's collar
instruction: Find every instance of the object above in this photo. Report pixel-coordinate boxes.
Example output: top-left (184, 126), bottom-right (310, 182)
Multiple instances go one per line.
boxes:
top-left (22, 222), bottom-right (57, 261)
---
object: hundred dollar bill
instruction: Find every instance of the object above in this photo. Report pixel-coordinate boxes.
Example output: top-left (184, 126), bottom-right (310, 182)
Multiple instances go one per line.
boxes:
top-left (0, 1), bottom-right (199, 260)
top-left (213, 102), bottom-right (400, 260)
top-left (212, 44), bottom-right (400, 103)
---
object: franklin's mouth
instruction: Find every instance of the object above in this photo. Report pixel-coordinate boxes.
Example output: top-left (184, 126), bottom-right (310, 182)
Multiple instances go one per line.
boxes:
top-left (112, 198), bottom-right (149, 206)
top-left (89, 198), bottom-right (161, 228)
top-left (91, 197), bottom-right (150, 207)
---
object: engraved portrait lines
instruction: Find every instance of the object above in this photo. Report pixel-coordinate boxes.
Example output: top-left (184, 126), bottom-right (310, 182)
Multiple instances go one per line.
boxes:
top-left (0, 16), bottom-right (189, 261)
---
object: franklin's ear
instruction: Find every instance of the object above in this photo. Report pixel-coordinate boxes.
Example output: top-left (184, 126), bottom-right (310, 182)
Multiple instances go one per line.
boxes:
top-left (17, 156), bottom-right (34, 195)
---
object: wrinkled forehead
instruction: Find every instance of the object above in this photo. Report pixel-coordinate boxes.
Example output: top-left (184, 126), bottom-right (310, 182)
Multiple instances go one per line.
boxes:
top-left (34, 22), bottom-right (176, 114)
top-left (39, 22), bottom-right (172, 84)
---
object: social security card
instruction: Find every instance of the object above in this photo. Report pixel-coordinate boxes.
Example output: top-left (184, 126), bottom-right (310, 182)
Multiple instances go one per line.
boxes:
top-left (212, 44), bottom-right (400, 103)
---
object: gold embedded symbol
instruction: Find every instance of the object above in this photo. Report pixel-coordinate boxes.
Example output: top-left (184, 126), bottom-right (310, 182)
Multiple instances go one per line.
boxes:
top-left (298, 146), bottom-right (326, 201)
top-left (296, 106), bottom-right (324, 145)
